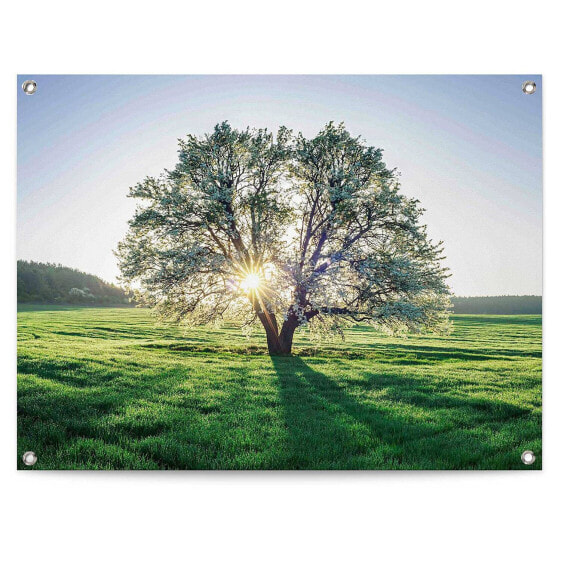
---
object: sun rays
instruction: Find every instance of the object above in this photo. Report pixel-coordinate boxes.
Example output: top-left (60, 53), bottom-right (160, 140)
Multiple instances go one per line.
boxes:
top-left (240, 272), bottom-right (261, 292)
top-left (232, 261), bottom-right (279, 336)
top-left (232, 258), bottom-right (277, 301)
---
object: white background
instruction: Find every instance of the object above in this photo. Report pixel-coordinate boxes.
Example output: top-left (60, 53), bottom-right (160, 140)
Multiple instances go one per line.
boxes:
top-left (1, 1), bottom-right (558, 559)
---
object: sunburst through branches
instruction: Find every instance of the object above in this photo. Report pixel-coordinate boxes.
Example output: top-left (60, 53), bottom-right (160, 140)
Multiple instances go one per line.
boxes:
top-left (240, 272), bottom-right (261, 292)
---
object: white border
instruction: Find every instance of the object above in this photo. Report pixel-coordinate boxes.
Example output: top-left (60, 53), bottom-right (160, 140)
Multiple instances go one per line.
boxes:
top-left (1, 2), bottom-right (558, 560)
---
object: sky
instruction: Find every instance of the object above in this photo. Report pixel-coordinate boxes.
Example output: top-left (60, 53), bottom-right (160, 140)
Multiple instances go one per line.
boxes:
top-left (17, 75), bottom-right (542, 296)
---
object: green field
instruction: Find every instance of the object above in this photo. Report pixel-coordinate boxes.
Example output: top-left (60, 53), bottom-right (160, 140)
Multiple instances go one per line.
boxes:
top-left (17, 306), bottom-right (542, 470)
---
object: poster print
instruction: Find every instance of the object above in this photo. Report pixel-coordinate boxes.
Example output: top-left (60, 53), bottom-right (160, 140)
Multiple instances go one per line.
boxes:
top-left (17, 75), bottom-right (542, 470)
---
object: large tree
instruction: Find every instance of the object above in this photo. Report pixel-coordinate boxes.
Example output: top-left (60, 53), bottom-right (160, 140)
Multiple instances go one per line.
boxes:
top-left (117, 122), bottom-right (450, 355)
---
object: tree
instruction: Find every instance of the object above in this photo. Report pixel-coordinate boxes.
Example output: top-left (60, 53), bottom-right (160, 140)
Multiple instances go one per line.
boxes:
top-left (68, 286), bottom-right (96, 301)
top-left (117, 122), bottom-right (450, 355)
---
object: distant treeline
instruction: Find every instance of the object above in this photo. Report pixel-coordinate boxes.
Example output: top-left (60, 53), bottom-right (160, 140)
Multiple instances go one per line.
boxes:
top-left (17, 261), bottom-right (132, 306)
top-left (451, 295), bottom-right (541, 315)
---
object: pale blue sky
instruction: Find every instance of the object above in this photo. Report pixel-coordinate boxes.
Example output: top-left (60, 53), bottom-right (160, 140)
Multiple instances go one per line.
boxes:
top-left (17, 75), bottom-right (542, 296)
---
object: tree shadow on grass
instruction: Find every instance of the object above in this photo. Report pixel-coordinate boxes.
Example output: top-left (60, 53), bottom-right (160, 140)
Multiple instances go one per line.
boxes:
top-left (18, 351), bottom-right (538, 470)
top-left (271, 356), bottom-right (533, 469)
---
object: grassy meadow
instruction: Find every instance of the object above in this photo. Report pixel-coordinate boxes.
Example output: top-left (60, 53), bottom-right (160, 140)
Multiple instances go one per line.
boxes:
top-left (17, 306), bottom-right (542, 470)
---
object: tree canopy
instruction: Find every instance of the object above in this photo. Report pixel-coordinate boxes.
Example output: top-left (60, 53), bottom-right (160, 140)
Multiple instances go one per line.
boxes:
top-left (117, 122), bottom-right (450, 355)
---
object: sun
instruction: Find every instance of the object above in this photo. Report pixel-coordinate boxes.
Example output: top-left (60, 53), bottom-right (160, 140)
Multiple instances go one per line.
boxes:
top-left (240, 272), bottom-right (261, 292)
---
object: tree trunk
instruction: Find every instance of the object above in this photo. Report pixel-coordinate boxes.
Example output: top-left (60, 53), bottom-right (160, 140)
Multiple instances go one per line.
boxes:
top-left (258, 312), bottom-right (297, 356)
top-left (277, 318), bottom-right (297, 356)
top-left (263, 324), bottom-right (286, 355)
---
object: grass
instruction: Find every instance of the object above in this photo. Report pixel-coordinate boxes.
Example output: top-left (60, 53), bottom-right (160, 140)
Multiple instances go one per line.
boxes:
top-left (17, 306), bottom-right (542, 470)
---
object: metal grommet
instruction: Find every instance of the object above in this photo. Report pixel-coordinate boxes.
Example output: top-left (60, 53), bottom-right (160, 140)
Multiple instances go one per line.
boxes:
top-left (522, 81), bottom-right (536, 95)
top-left (22, 451), bottom-right (38, 466)
top-left (22, 80), bottom-right (37, 95)
top-left (521, 450), bottom-right (535, 465)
